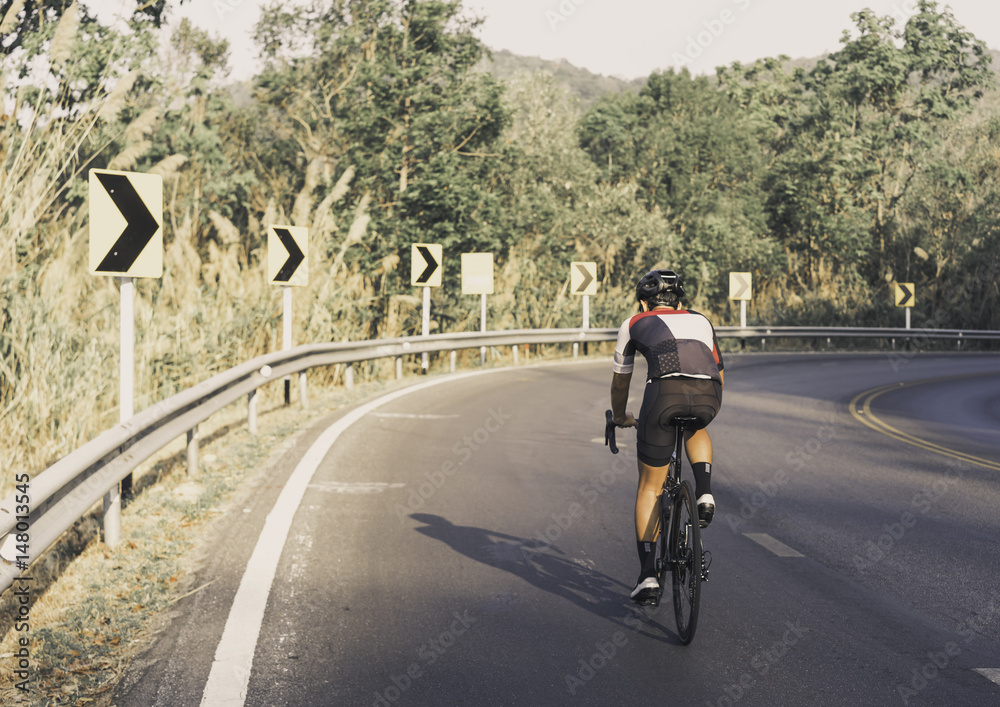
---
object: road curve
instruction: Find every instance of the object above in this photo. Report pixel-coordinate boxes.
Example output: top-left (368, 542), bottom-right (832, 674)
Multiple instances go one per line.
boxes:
top-left (113, 352), bottom-right (1000, 707)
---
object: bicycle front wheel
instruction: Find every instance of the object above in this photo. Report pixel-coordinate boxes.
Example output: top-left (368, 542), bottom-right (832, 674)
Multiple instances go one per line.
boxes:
top-left (670, 480), bottom-right (701, 644)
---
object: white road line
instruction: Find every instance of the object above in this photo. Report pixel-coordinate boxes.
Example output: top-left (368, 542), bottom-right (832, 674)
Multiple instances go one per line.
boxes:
top-left (199, 366), bottom-right (517, 706)
top-left (371, 412), bottom-right (459, 419)
top-left (744, 533), bottom-right (805, 557)
top-left (307, 481), bottom-right (405, 494)
top-left (974, 668), bottom-right (1000, 686)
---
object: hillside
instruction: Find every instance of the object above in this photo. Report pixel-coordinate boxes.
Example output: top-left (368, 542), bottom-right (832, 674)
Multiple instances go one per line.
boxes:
top-left (481, 46), bottom-right (1000, 112)
top-left (481, 48), bottom-right (644, 110)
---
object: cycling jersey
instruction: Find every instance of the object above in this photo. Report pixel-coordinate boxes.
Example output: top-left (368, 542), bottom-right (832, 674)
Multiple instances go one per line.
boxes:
top-left (613, 309), bottom-right (724, 382)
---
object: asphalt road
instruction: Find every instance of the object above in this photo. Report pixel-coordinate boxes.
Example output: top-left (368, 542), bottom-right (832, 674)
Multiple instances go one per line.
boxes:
top-left (114, 352), bottom-right (1000, 707)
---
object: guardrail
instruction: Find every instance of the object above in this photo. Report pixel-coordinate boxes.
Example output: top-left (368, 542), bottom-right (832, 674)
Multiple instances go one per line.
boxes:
top-left (2, 324), bottom-right (997, 595)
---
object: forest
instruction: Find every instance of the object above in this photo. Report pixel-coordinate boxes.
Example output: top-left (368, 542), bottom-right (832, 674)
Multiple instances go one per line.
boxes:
top-left (2, 0), bottom-right (999, 474)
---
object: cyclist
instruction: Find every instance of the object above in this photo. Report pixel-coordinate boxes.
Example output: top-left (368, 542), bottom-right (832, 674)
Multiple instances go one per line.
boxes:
top-left (610, 269), bottom-right (724, 605)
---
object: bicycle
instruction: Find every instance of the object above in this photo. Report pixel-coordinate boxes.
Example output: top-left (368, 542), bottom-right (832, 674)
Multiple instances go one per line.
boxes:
top-left (605, 409), bottom-right (710, 645)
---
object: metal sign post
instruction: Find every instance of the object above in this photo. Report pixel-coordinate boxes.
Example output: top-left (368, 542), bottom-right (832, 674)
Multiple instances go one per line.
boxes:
top-left (283, 286), bottom-right (293, 404)
top-left (422, 286), bottom-right (431, 372)
top-left (105, 275), bottom-right (135, 544)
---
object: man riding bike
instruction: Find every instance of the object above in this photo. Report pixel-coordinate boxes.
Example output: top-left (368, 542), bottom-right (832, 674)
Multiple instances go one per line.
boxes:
top-left (610, 269), bottom-right (724, 606)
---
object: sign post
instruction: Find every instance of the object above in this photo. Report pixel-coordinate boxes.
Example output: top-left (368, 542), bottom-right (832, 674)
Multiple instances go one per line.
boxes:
top-left (89, 168), bottom-right (163, 546)
top-left (461, 253), bottom-right (494, 365)
top-left (571, 262), bottom-right (598, 357)
top-left (411, 243), bottom-right (443, 374)
top-left (268, 225), bottom-right (309, 405)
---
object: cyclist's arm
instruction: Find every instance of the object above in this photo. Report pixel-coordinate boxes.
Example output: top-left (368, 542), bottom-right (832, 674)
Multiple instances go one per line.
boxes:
top-left (611, 372), bottom-right (636, 427)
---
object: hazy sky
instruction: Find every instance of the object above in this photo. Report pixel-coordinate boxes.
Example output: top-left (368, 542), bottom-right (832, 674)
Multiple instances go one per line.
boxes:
top-left (91, 0), bottom-right (1000, 82)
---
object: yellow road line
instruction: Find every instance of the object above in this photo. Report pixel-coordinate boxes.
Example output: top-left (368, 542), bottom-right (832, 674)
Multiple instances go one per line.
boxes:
top-left (849, 375), bottom-right (1000, 472)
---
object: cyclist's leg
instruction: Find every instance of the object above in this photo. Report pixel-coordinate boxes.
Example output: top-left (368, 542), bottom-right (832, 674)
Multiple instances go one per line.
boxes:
top-left (635, 459), bottom-right (669, 543)
top-left (681, 379), bottom-right (723, 526)
top-left (631, 381), bottom-right (676, 603)
top-left (685, 428), bottom-right (713, 496)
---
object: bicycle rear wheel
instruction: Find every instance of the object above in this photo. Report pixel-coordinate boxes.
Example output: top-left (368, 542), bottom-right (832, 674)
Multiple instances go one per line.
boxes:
top-left (670, 480), bottom-right (701, 644)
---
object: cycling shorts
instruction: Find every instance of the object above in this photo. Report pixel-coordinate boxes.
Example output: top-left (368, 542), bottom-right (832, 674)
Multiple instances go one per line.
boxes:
top-left (636, 377), bottom-right (722, 466)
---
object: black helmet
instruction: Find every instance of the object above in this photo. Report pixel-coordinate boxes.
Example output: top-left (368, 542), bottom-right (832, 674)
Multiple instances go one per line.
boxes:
top-left (635, 269), bottom-right (685, 304)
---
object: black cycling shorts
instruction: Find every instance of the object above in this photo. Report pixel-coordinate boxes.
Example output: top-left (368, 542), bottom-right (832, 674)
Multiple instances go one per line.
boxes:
top-left (636, 377), bottom-right (722, 466)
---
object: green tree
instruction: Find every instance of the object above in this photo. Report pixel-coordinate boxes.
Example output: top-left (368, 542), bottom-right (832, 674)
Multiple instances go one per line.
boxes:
top-left (253, 0), bottom-right (509, 336)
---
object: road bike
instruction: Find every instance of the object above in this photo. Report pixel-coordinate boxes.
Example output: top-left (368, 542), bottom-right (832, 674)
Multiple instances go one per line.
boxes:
top-left (605, 410), bottom-right (710, 645)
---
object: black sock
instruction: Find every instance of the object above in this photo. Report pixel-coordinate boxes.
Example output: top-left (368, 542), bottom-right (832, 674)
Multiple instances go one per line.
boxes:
top-left (636, 540), bottom-right (656, 578)
top-left (692, 462), bottom-right (712, 499)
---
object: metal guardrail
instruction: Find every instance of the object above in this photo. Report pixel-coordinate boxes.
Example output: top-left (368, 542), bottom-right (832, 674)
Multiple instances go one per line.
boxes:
top-left (1, 324), bottom-right (997, 595)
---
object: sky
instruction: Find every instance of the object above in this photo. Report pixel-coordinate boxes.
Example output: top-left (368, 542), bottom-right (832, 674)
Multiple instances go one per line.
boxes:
top-left (89, 0), bottom-right (1000, 82)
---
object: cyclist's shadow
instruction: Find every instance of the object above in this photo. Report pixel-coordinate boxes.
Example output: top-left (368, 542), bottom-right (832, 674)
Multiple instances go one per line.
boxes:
top-left (409, 513), bottom-right (677, 644)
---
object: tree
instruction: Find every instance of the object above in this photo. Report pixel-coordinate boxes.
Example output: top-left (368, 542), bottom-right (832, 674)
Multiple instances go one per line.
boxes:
top-left (0, 0), bottom-right (184, 56)
top-left (253, 0), bottom-right (509, 336)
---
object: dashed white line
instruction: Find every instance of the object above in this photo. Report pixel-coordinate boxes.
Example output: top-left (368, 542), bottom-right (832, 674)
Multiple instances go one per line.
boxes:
top-left (974, 668), bottom-right (1000, 686)
top-left (372, 412), bottom-right (459, 419)
top-left (744, 533), bottom-right (805, 557)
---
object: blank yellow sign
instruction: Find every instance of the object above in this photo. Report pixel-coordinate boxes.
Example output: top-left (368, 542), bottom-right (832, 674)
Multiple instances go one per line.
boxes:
top-left (461, 253), bottom-right (494, 294)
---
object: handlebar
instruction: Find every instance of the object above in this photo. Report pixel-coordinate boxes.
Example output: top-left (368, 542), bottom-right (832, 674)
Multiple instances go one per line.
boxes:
top-left (604, 409), bottom-right (619, 454)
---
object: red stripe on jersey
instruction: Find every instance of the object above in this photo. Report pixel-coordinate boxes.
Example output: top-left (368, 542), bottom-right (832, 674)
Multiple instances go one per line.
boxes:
top-left (628, 309), bottom-right (690, 327)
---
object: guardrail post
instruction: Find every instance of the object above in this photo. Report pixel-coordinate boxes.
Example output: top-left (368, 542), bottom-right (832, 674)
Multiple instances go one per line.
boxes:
top-left (248, 390), bottom-right (258, 435)
top-left (187, 426), bottom-right (199, 476)
top-left (450, 350), bottom-right (456, 372)
top-left (299, 372), bottom-right (308, 409)
top-left (103, 487), bottom-right (121, 547)
top-left (512, 345), bottom-right (519, 365)
top-left (573, 343), bottom-right (579, 358)
top-left (345, 363), bottom-right (354, 391)
top-left (957, 332), bottom-right (963, 350)
top-left (395, 356), bottom-right (403, 379)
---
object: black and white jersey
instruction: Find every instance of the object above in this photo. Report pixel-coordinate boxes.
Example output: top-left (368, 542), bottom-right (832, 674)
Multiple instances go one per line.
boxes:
top-left (613, 309), bottom-right (724, 382)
